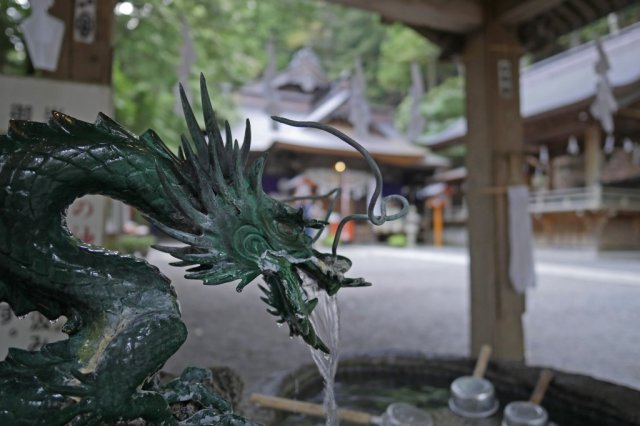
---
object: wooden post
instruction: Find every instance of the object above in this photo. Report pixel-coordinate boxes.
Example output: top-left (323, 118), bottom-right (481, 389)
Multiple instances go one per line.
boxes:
top-left (433, 203), bottom-right (443, 247)
top-left (463, 2), bottom-right (526, 361)
top-left (43, 0), bottom-right (116, 85)
top-left (428, 198), bottom-right (445, 247)
top-left (584, 125), bottom-right (602, 188)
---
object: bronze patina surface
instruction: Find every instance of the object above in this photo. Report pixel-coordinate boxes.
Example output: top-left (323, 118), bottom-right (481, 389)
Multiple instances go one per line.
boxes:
top-left (0, 75), bottom-right (405, 425)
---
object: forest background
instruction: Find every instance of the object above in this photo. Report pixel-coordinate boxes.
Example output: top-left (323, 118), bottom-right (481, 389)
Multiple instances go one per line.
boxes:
top-left (2, 0), bottom-right (639, 156)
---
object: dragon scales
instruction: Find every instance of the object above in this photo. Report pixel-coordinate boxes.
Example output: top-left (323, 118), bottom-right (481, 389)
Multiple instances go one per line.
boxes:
top-left (0, 75), bottom-right (407, 425)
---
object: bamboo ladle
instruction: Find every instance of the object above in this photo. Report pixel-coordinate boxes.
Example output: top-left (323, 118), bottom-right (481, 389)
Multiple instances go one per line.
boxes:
top-left (250, 393), bottom-right (377, 424)
top-left (448, 344), bottom-right (499, 418)
top-left (250, 393), bottom-right (434, 425)
top-left (502, 369), bottom-right (554, 426)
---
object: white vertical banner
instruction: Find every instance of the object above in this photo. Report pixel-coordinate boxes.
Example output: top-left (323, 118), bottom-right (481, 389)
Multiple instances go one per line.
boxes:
top-left (0, 75), bottom-right (113, 132)
top-left (0, 304), bottom-right (67, 359)
top-left (508, 185), bottom-right (536, 293)
top-left (67, 195), bottom-right (107, 246)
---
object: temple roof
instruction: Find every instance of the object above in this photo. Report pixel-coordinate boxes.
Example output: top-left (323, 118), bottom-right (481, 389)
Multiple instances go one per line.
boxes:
top-left (422, 22), bottom-right (640, 149)
top-left (271, 47), bottom-right (330, 93)
top-left (234, 49), bottom-right (449, 169)
top-left (237, 109), bottom-right (447, 167)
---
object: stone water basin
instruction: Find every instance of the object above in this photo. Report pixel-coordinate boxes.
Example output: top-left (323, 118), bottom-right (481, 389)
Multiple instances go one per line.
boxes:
top-left (261, 352), bottom-right (640, 426)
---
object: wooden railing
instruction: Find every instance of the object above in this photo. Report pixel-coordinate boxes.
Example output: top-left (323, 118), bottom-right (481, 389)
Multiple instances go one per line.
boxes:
top-left (441, 186), bottom-right (640, 223)
top-left (529, 186), bottom-right (640, 213)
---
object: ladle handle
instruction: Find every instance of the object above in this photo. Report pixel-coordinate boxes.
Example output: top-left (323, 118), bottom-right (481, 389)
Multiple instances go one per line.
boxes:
top-left (250, 393), bottom-right (375, 424)
top-left (530, 369), bottom-right (554, 405)
top-left (473, 344), bottom-right (492, 378)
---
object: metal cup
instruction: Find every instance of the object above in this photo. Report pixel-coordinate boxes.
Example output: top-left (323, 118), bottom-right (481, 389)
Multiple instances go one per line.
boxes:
top-left (381, 402), bottom-right (434, 426)
top-left (502, 401), bottom-right (548, 426)
top-left (448, 376), bottom-right (499, 418)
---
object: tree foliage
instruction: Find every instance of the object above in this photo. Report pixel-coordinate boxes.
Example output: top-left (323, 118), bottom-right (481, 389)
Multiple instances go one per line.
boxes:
top-left (3, 1), bottom-right (637, 150)
top-left (395, 75), bottom-right (464, 137)
top-left (0, 0), bottom-right (31, 74)
top-left (111, 0), bottom-right (395, 146)
top-left (377, 24), bottom-right (437, 94)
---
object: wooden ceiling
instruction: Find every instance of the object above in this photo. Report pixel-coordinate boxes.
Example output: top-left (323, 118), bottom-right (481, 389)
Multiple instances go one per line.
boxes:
top-left (325, 0), bottom-right (638, 57)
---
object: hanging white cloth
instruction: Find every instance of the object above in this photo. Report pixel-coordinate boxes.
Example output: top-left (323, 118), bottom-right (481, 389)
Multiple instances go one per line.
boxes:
top-left (508, 185), bottom-right (536, 293)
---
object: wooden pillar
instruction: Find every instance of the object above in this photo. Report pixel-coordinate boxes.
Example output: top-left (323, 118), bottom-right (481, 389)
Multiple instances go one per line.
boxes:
top-left (584, 125), bottom-right (602, 188)
top-left (428, 198), bottom-right (445, 247)
top-left (464, 3), bottom-right (525, 361)
top-left (43, 0), bottom-right (116, 84)
top-left (433, 204), bottom-right (443, 247)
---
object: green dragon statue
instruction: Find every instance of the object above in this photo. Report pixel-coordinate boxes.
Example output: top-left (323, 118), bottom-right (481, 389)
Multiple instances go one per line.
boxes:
top-left (0, 75), bottom-right (407, 425)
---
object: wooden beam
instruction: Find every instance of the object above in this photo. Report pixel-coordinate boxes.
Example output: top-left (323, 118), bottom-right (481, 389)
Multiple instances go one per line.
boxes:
top-left (271, 142), bottom-right (424, 167)
top-left (325, 0), bottom-right (482, 34)
top-left (499, 0), bottom-right (566, 25)
top-left (567, 0), bottom-right (598, 22)
top-left (554, 3), bottom-right (584, 29)
top-left (618, 107), bottom-right (640, 121)
top-left (545, 9), bottom-right (574, 36)
top-left (524, 115), bottom-right (590, 144)
top-left (410, 25), bottom-right (467, 58)
top-left (463, 3), bottom-right (526, 361)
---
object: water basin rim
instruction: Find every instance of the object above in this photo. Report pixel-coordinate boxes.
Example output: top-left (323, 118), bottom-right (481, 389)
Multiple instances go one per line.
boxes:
top-left (263, 351), bottom-right (640, 426)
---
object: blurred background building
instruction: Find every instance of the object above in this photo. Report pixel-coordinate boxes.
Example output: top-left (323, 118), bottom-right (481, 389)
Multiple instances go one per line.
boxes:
top-left (423, 23), bottom-right (640, 250)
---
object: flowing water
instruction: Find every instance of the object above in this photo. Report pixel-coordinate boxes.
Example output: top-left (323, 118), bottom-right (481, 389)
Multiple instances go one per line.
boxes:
top-left (303, 275), bottom-right (341, 426)
top-left (279, 381), bottom-right (455, 426)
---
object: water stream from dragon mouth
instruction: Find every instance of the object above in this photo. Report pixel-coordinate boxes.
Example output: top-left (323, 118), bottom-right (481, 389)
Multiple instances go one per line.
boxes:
top-left (302, 273), bottom-right (341, 426)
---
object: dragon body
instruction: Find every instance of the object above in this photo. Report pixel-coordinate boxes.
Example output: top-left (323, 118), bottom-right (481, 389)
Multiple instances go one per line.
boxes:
top-left (0, 76), bottom-right (402, 425)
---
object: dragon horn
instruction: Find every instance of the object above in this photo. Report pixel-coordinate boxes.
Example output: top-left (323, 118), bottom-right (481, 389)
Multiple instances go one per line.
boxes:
top-left (200, 73), bottom-right (224, 146)
top-left (179, 83), bottom-right (209, 170)
top-left (223, 120), bottom-right (236, 181)
top-left (248, 154), bottom-right (268, 193)
top-left (240, 118), bottom-right (251, 164)
top-left (199, 74), bottom-right (228, 176)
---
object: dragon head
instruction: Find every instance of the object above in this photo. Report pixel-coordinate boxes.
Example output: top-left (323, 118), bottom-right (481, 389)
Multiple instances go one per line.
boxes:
top-left (153, 75), bottom-right (371, 353)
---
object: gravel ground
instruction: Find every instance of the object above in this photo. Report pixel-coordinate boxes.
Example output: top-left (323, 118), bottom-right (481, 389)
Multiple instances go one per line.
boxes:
top-left (150, 244), bottom-right (640, 410)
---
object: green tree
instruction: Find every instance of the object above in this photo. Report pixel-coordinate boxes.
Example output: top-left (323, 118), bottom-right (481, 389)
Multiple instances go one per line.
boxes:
top-left (0, 0), bottom-right (31, 74)
top-left (111, 0), bottom-right (327, 146)
top-left (310, 5), bottom-right (388, 98)
top-left (377, 24), bottom-right (438, 94)
top-left (395, 75), bottom-right (465, 137)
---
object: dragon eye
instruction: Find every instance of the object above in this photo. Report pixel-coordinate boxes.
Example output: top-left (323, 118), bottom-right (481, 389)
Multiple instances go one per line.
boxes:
top-left (276, 222), bottom-right (298, 236)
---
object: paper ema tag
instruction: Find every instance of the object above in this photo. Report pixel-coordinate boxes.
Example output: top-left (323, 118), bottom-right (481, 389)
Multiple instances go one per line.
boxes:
top-left (74, 0), bottom-right (98, 44)
top-left (497, 59), bottom-right (513, 99)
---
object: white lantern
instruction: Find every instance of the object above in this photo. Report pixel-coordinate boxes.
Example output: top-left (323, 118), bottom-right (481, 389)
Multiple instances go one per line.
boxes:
top-left (20, 0), bottom-right (65, 72)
